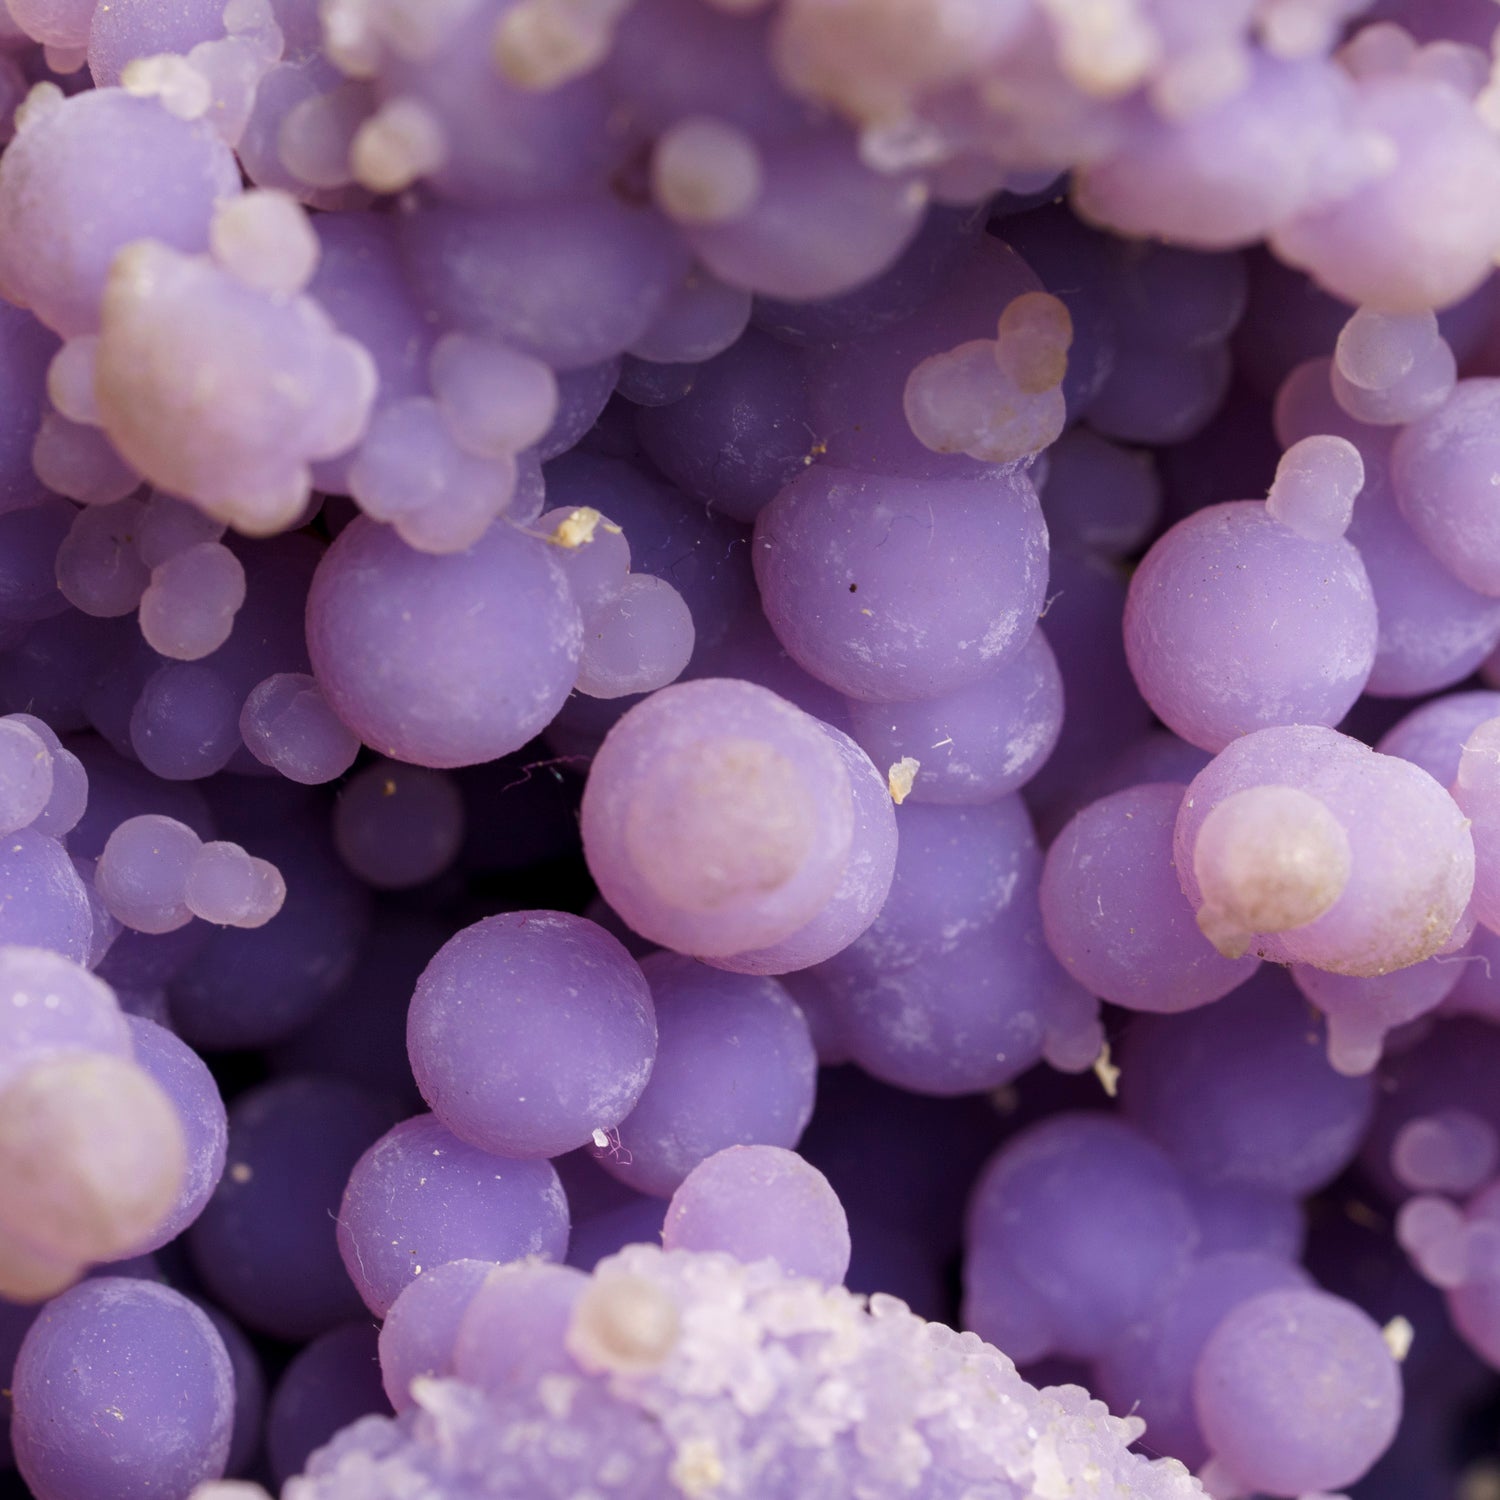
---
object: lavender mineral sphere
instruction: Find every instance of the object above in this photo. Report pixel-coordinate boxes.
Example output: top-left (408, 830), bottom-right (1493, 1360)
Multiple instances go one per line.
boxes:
top-left (1119, 969), bottom-right (1375, 1196)
top-left (964, 1114), bottom-right (1200, 1363)
top-left (336, 1113), bottom-right (570, 1317)
top-left (709, 717), bottom-right (896, 975)
top-left (12, 1278), bottom-right (234, 1500)
top-left (840, 796), bottom-right (1039, 975)
top-left (306, 514), bottom-right (582, 768)
top-left (662, 1144), bottom-right (851, 1284)
top-left (601, 953), bottom-right (817, 1197)
top-left (580, 678), bottom-right (856, 958)
top-left (451, 1261), bottom-right (589, 1395)
top-left (1124, 499), bottom-right (1377, 752)
top-left (1193, 1287), bottom-right (1402, 1496)
top-left (407, 910), bottom-right (657, 1160)
top-left (122, 1014), bottom-right (227, 1254)
top-left (266, 1321), bottom-right (389, 1486)
top-left (1041, 781), bottom-right (1258, 1013)
top-left (187, 1074), bottom-right (397, 1341)
top-left (0, 946), bottom-right (130, 1084)
top-left (1175, 724), bottom-right (1474, 975)
top-left (377, 1257), bottom-right (496, 1412)
top-left (753, 465), bottom-right (1048, 703)
top-left (0, 87), bottom-right (241, 338)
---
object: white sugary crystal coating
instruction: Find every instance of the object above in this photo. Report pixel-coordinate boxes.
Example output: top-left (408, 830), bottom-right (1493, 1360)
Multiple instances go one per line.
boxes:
top-left (286, 1245), bottom-right (1201, 1500)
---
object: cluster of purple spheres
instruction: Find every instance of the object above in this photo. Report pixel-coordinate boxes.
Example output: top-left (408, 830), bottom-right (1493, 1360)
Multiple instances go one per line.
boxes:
top-left (6, 0), bottom-right (1500, 1496)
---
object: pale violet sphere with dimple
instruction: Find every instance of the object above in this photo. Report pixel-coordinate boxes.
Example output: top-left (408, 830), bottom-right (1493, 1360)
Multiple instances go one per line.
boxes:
top-left (54, 497), bottom-right (151, 620)
top-left (705, 717), bottom-right (896, 977)
top-left (662, 1145), bottom-right (850, 1284)
top-left (307, 516), bottom-right (583, 769)
top-left (1125, 501), bottom-right (1377, 752)
top-left (580, 679), bottom-right (855, 958)
top-left (1174, 725), bottom-right (1473, 977)
top-left (408, 911), bottom-right (657, 1160)
top-left (753, 465), bottom-right (1048, 702)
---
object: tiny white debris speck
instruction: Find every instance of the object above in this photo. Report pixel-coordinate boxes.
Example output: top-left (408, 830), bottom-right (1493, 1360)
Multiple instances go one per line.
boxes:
top-left (550, 506), bottom-right (604, 549)
top-left (1092, 1043), bottom-right (1121, 1098)
top-left (1382, 1315), bottom-right (1414, 1362)
top-left (888, 757), bottom-right (920, 804)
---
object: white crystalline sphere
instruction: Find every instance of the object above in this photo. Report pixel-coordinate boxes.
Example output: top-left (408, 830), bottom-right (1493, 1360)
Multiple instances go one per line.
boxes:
top-left (286, 1244), bottom-right (1204, 1500)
